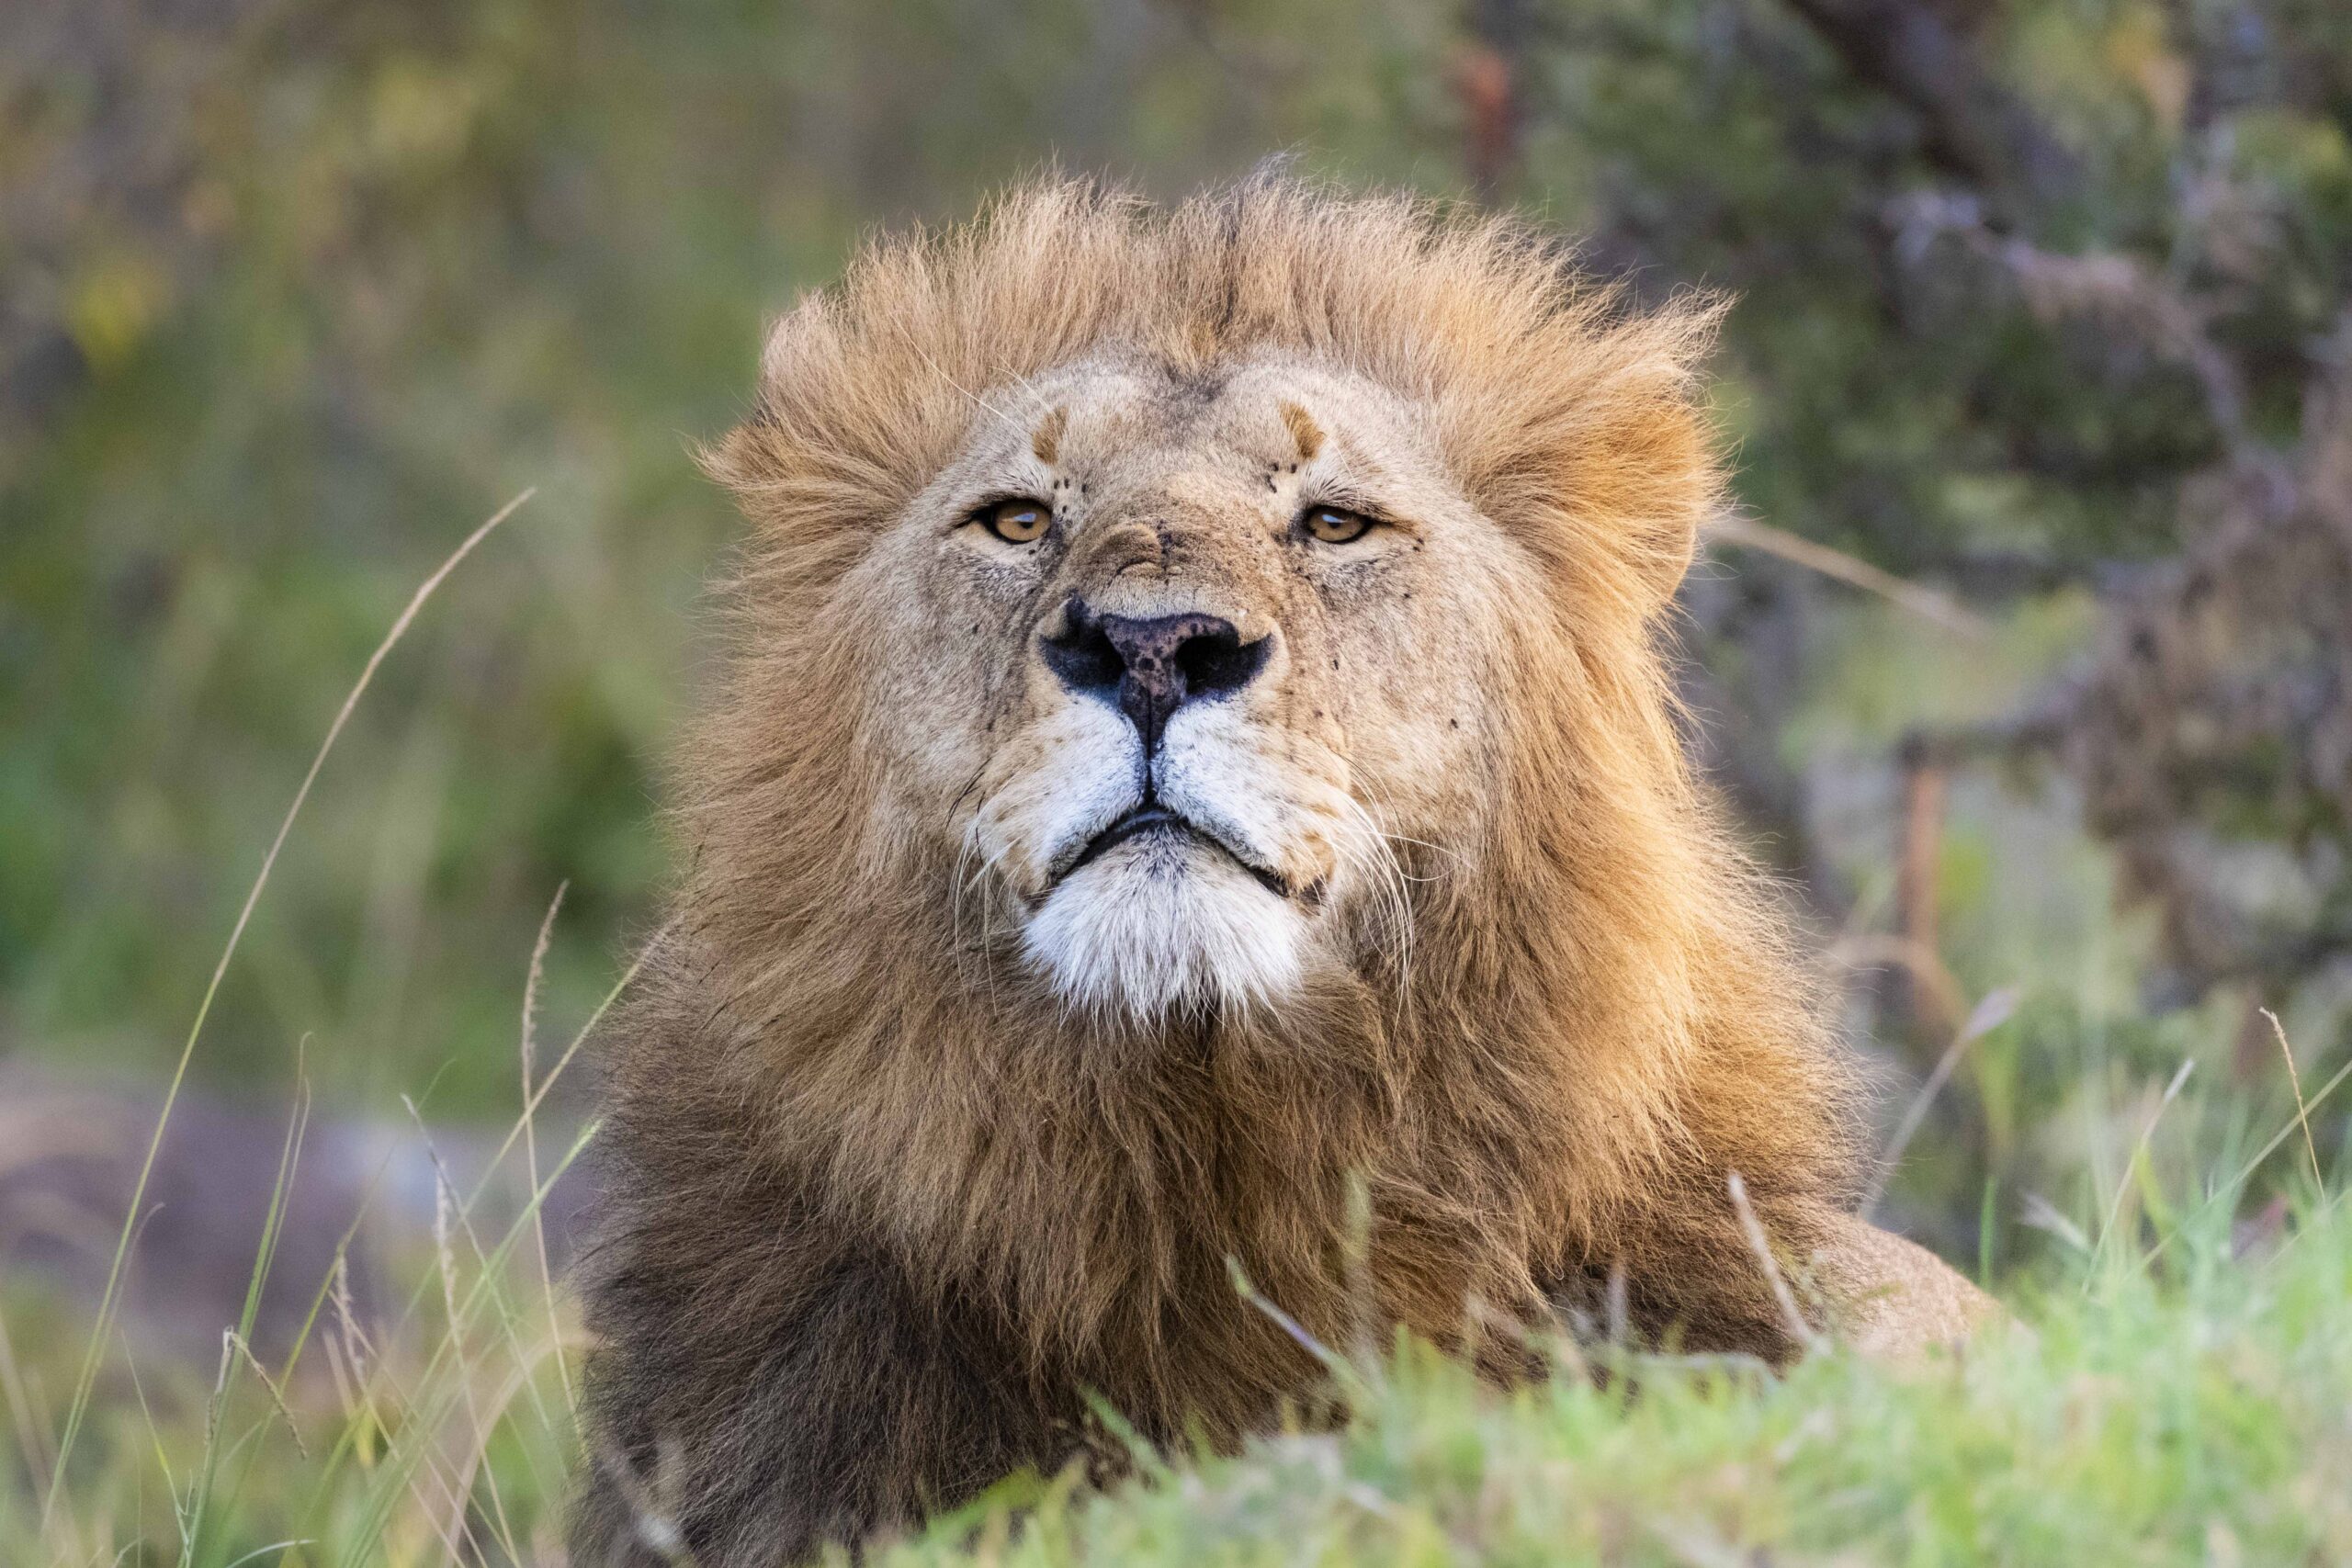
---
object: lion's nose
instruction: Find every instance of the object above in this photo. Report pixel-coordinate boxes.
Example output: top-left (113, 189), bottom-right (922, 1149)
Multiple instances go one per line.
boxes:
top-left (1040, 599), bottom-right (1271, 751)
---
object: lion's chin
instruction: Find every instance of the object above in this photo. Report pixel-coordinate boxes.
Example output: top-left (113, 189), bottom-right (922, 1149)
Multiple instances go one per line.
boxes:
top-left (1022, 833), bottom-right (1306, 1020)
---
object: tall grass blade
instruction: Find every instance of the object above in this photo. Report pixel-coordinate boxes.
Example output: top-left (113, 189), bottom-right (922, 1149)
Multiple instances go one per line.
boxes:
top-left (521, 880), bottom-right (576, 1414)
top-left (37, 490), bottom-right (535, 1538)
top-left (2261, 1008), bottom-right (2325, 1192)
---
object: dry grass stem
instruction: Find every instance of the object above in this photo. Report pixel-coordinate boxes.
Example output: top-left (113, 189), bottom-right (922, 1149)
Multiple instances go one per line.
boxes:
top-left (1725, 1171), bottom-right (1818, 1351)
top-left (2261, 1009), bottom-right (2325, 1192)
top-left (38, 488), bottom-right (535, 1533)
top-left (1703, 514), bottom-right (1990, 638)
top-left (1864, 987), bottom-right (2020, 1217)
top-left (522, 880), bottom-right (577, 1413)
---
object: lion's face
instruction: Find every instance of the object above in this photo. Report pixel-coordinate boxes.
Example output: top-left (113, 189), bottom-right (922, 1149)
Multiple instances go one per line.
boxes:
top-left (651, 183), bottom-right (1853, 1416)
top-left (854, 355), bottom-right (1514, 1019)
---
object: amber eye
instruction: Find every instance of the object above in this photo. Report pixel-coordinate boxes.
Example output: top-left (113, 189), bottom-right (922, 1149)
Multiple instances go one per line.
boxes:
top-left (1300, 504), bottom-right (1373, 545)
top-left (977, 498), bottom-right (1052, 545)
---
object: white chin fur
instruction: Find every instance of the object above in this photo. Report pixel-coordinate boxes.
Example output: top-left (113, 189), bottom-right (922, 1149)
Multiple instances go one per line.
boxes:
top-left (1022, 835), bottom-right (1306, 1020)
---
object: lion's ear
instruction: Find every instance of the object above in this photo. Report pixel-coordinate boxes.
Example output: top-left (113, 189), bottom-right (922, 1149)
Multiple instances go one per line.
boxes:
top-left (1449, 297), bottom-right (1724, 621)
top-left (1548, 383), bottom-right (1714, 615)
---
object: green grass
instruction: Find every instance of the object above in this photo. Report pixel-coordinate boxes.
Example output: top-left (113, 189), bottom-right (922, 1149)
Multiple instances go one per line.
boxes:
top-left (889, 1208), bottom-right (2352, 1567)
top-left (6, 1142), bottom-right (2346, 1566)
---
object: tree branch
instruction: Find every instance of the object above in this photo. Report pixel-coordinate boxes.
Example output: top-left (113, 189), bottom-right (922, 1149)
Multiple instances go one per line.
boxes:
top-left (1781, 0), bottom-right (2077, 216)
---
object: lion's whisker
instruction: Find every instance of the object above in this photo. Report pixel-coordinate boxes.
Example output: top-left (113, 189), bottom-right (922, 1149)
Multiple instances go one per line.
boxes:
top-left (1330, 795), bottom-right (1416, 1000)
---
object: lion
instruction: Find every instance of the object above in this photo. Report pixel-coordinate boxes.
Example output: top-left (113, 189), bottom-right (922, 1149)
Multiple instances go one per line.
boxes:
top-left (568, 174), bottom-right (1996, 1565)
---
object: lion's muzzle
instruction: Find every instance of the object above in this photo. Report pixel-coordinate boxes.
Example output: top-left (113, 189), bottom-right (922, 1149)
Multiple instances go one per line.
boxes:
top-left (1039, 598), bottom-right (1272, 753)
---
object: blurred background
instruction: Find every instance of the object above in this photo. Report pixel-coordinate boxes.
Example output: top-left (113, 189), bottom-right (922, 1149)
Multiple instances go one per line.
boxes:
top-left (4, 0), bottom-right (2350, 1383)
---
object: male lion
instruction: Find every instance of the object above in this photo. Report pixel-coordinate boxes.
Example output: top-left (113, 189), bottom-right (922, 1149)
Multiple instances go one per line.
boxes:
top-left (570, 175), bottom-right (1994, 1565)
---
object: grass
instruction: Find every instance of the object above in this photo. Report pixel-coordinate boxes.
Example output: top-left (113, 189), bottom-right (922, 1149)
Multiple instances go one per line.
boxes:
top-left (3, 501), bottom-right (2346, 1567)
top-left (6, 1124), bottom-right (2346, 1567)
top-left (887, 1206), bottom-right (2352, 1567)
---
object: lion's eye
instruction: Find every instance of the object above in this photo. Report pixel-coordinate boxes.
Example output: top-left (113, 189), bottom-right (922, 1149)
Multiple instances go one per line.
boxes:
top-left (977, 499), bottom-right (1052, 545)
top-left (1300, 505), bottom-right (1373, 545)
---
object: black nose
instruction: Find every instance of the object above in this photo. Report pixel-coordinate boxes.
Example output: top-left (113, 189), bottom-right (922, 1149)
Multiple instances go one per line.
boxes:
top-left (1040, 600), bottom-right (1271, 750)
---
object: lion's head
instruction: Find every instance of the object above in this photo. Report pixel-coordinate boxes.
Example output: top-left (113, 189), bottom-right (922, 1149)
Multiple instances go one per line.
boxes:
top-left (699, 175), bottom-right (1726, 1027)
top-left (623, 175), bottom-right (1855, 1385)
top-left (575, 182), bottom-right (1941, 1566)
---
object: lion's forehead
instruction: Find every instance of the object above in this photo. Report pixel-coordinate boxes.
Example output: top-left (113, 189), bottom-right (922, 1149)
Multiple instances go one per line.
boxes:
top-left (988, 355), bottom-right (1433, 490)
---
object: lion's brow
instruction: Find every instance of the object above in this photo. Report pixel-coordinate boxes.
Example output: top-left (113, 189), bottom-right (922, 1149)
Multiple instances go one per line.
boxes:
top-left (1279, 400), bottom-right (1325, 462)
top-left (1030, 406), bottom-right (1069, 465)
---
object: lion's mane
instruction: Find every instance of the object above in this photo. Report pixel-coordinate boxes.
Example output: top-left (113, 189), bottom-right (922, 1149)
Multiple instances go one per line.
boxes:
top-left (571, 175), bottom-right (1865, 1564)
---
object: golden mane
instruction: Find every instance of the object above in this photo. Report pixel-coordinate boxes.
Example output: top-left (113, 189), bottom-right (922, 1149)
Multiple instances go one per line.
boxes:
top-left (572, 175), bottom-right (1882, 1564)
